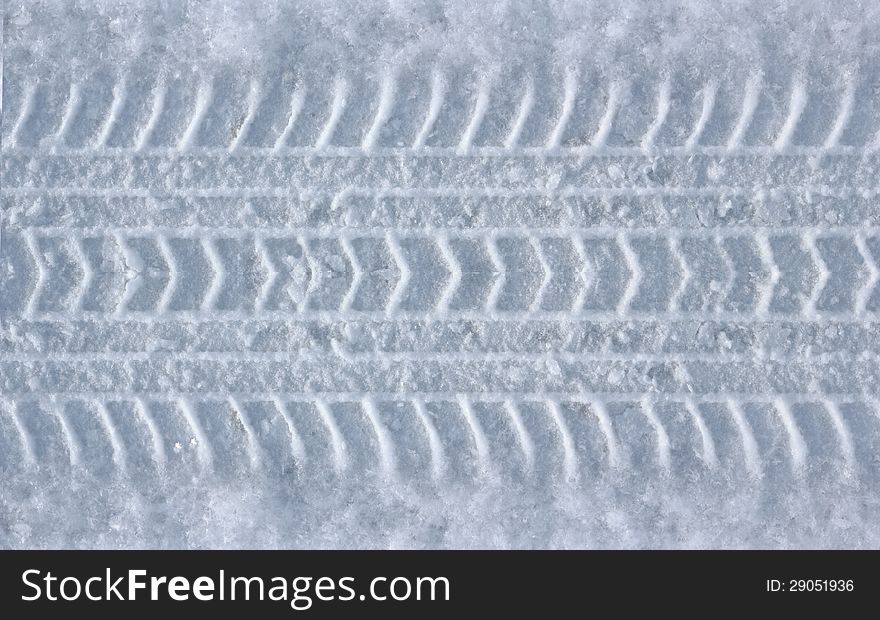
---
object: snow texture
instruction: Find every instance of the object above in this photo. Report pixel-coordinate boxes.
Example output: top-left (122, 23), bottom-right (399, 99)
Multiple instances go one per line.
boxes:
top-left (3, 0), bottom-right (880, 548)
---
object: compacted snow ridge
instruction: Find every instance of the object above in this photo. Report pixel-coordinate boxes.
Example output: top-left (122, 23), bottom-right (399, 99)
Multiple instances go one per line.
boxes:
top-left (3, 0), bottom-right (880, 548)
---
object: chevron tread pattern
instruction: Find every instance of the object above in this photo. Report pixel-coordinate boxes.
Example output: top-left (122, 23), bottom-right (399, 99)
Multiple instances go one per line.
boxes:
top-left (3, 67), bottom-right (880, 548)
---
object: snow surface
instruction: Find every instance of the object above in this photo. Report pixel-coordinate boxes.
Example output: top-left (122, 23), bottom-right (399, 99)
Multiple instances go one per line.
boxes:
top-left (2, 0), bottom-right (880, 548)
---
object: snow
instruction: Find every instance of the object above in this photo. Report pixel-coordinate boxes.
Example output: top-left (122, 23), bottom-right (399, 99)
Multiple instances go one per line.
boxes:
top-left (2, 0), bottom-right (880, 549)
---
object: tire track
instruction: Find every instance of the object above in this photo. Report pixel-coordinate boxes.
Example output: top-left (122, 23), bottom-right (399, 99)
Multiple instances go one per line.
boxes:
top-left (4, 229), bottom-right (879, 318)
top-left (5, 69), bottom-right (875, 152)
top-left (4, 67), bottom-right (880, 539)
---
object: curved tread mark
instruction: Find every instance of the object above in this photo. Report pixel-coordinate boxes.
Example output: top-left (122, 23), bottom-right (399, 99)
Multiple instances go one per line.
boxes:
top-left (52, 399), bottom-right (81, 467)
top-left (685, 399), bottom-right (718, 470)
top-left (641, 79), bottom-right (671, 150)
top-left (823, 400), bottom-right (856, 476)
top-left (178, 79), bottom-right (214, 150)
top-left (96, 80), bottom-right (126, 147)
top-left (773, 398), bottom-right (808, 474)
top-left (315, 399), bottom-right (348, 473)
top-left (504, 399), bottom-right (535, 473)
top-left (504, 77), bottom-right (535, 149)
top-left (10, 402), bottom-right (37, 467)
top-left (726, 398), bottom-right (762, 479)
top-left (5, 82), bottom-right (37, 148)
top-left (362, 397), bottom-right (396, 479)
top-left (362, 68), bottom-right (396, 151)
top-left (273, 85), bottom-right (307, 152)
top-left (547, 400), bottom-right (578, 483)
top-left (774, 79), bottom-right (808, 150)
top-left (824, 76), bottom-right (856, 149)
top-left (413, 398), bottom-right (445, 481)
top-left (546, 67), bottom-right (577, 149)
top-left (591, 80), bottom-right (623, 148)
top-left (135, 397), bottom-right (166, 468)
top-left (458, 396), bottom-right (492, 477)
top-left (315, 77), bottom-right (348, 150)
top-left (229, 396), bottom-right (262, 470)
top-left (136, 81), bottom-right (166, 151)
top-left (458, 77), bottom-right (491, 154)
top-left (590, 399), bottom-right (620, 470)
top-left (54, 82), bottom-right (82, 148)
top-left (271, 396), bottom-right (306, 466)
top-left (96, 400), bottom-right (126, 473)
top-left (641, 397), bottom-right (671, 472)
top-left (229, 79), bottom-right (262, 151)
top-left (727, 74), bottom-right (761, 149)
top-left (179, 398), bottom-right (213, 471)
top-left (686, 81), bottom-right (717, 148)
top-left (413, 70), bottom-right (445, 149)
